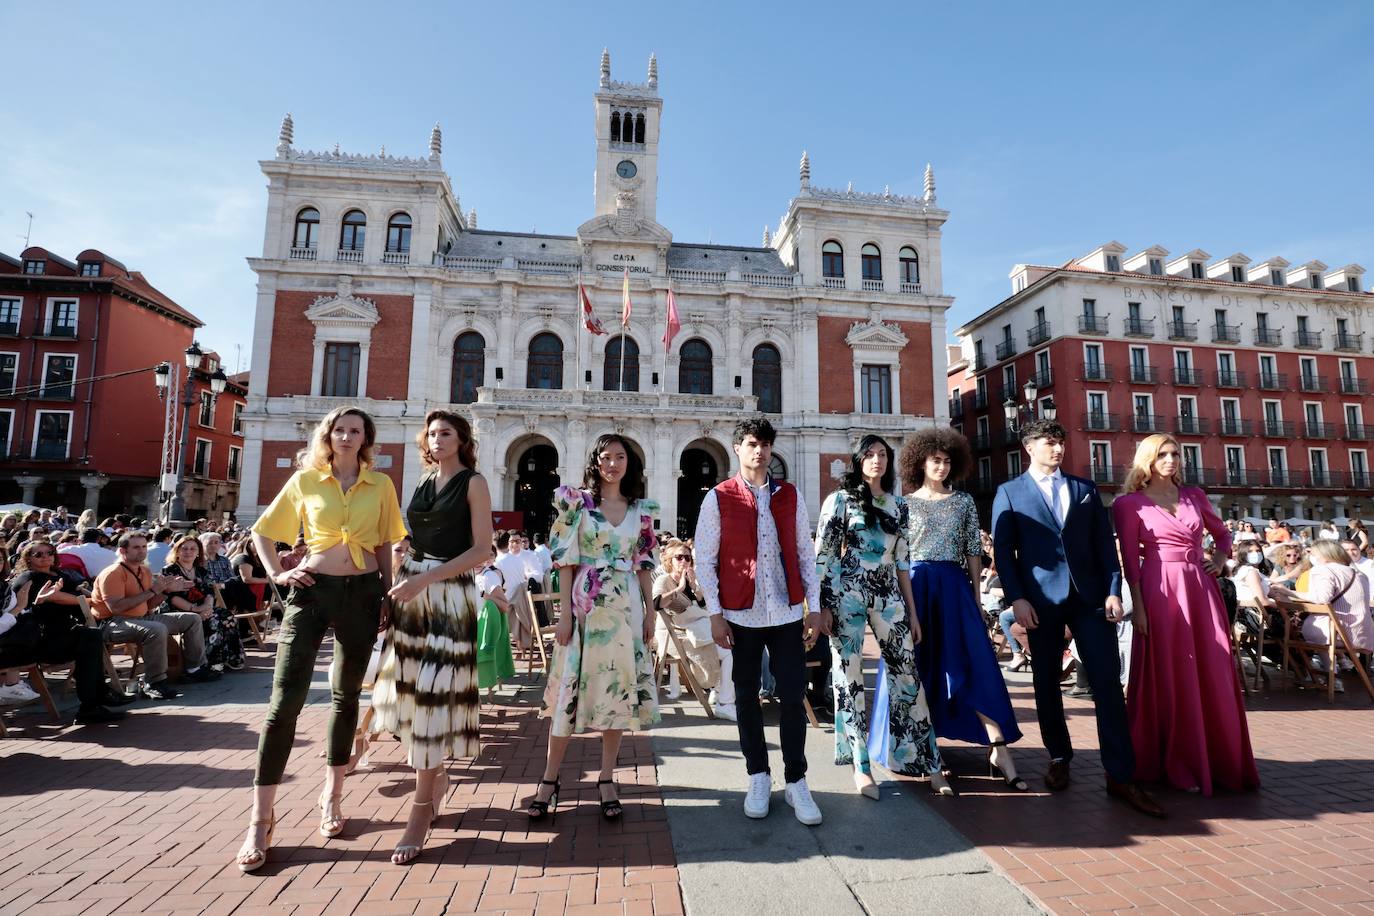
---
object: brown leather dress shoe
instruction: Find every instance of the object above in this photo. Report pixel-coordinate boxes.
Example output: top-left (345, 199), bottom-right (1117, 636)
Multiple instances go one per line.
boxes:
top-left (1106, 778), bottom-right (1166, 818)
top-left (1045, 759), bottom-right (1071, 791)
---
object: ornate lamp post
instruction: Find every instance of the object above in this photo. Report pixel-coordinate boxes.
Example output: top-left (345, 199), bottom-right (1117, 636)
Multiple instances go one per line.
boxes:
top-left (152, 343), bottom-right (227, 522)
top-left (1002, 377), bottom-right (1056, 433)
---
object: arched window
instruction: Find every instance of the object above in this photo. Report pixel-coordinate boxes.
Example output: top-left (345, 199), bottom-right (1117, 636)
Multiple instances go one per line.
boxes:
top-left (451, 331), bottom-right (485, 404)
top-left (822, 240), bottom-right (844, 278)
top-left (861, 243), bottom-right (882, 280)
top-left (768, 454), bottom-right (788, 481)
top-left (610, 111), bottom-right (621, 142)
top-left (386, 212), bottom-right (412, 253)
top-left (604, 335), bottom-right (640, 391)
top-left (900, 246), bottom-right (920, 285)
top-left (339, 210), bottom-right (366, 251)
top-left (752, 344), bottom-right (782, 413)
top-left (634, 113), bottom-right (646, 144)
top-left (526, 332), bottom-right (564, 389)
top-left (678, 338), bottom-right (713, 394)
top-left (293, 208), bottom-right (319, 249)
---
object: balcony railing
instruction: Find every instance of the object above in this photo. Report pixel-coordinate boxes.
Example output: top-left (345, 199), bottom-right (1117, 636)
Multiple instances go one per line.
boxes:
top-left (1215, 369), bottom-right (1247, 388)
top-left (972, 433), bottom-right (991, 451)
top-left (948, 397), bottom-right (964, 418)
top-left (1128, 364), bottom-right (1159, 384)
top-left (1078, 315), bottom-right (1109, 335)
top-left (39, 383), bottom-right (74, 400)
top-left (862, 278), bottom-right (884, 291)
top-left (1304, 421), bottom-right (1336, 438)
top-left (1257, 372), bottom-right (1289, 390)
top-left (1085, 464), bottom-right (1122, 484)
top-left (1299, 374), bottom-right (1328, 393)
top-left (1340, 376), bottom-right (1369, 394)
top-left (1334, 332), bottom-right (1364, 352)
top-left (974, 389), bottom-right (988, 409)
top-left (1307, 470), bottom-right (1338, 488)
top-left (1343, 423), bottom-right (1373, 441)
top-left (40, 324), bottom-right (77, 338)
top-left (1123, 317), bottom-right (1155, 338)
top-left (1172, 367), bottom-right (1204, 386)
top-left (1350, 471), bottom-right (1373, 489)
top-left (1003, 428), bottom-right (1022, 446)
top-left (1262, 419), bottom-right (1296, 437)
top-left (1083, 412), bottom-right (1120, 432)
top-left (995, 339), bottom-right (1017, 361)
top-left (33, 441), bottom-right (68, 460)
top-left (822, 276), bottom-right (845, 289)
top-left (288, 246), bottom-right (317, 261)
top-left (1254, 327), bottom-right (1283, 346)
top-left (0, 320), bottom-right (17, 336)
top-left (1217, 418), bottom-right (1254, 436)
top-left (1080, 363), bottom-right (1113, 382)
top-left (1027, 321), bottom-right (1052, 347)
top-left (1295, 330), bottom-right (1323, 349)
top-left (381, 250), bottom-right (410, 265)
top-left (969, 475), bottom-right (999, 496)
top-left (1132, 413), bottom-right (1166, 433)
top-left (1210, 323), bottom-right (1241, 343)
top-left (1174, 416), bottom-right (1209, 435)
top-left (899, 281), bottom-right (922, 294)
top-left (972, 353), bottom-right (986, 371)
top-left (1216, 468), bottom-right (1260, 488)
top-left (1267, 469), bottom-right (1297, 487)
top-left (1029, 368), bottom-right (1053, 389)
top-left (335, 248), bottom-right (365, 263)
top-left (1167, 320), bottom-right (1198, 341)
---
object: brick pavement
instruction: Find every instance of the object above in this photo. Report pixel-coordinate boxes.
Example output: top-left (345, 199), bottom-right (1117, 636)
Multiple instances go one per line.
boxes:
top-left (0, 644), bottom-right (683, 916)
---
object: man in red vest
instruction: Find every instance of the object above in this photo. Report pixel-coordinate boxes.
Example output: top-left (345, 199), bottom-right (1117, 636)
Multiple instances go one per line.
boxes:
top-left (694, 417), bottom-right (825, 826)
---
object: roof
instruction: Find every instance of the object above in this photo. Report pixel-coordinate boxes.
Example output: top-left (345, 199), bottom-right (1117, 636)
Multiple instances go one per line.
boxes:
top-left (448, 230), bottom-right (581, 261)
top-left (667, 243), bottom-right (789, 274)
top-left (115, 271), bottom-right (202, 327)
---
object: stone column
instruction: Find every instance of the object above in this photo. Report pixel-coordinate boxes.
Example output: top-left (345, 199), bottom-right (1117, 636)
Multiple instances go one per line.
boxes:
top-left (79, 473), bottom-right (109, 513)
top-left (407, 280), bottom-right (435, 402)
top-left (15, 474), bottom-right (43, 506)
top-left (1248, 494), bottom-right (1264, 521)
top-left (652, 418), bottom-right (674, 531)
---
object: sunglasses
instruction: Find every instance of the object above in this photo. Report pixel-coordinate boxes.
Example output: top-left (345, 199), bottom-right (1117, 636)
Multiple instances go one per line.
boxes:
top-left (30, 551), bottom-right (54, 558)
top-left (672, 555), bottom-right (694, 564)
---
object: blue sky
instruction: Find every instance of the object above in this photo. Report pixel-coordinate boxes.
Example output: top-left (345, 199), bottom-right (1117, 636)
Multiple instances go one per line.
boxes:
top-left (4, 1), bottom-right (1372, 370)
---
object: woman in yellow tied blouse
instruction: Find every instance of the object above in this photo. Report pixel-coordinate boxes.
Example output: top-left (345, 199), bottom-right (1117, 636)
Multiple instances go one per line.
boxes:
top-left (236, 406), bottom-right (408, 873)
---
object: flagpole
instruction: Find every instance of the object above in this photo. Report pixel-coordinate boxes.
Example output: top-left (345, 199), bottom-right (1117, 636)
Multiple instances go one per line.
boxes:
top-left (619, 267), bottom-right (628, 392)
top-left (576, 277), bottom-right (583, 391)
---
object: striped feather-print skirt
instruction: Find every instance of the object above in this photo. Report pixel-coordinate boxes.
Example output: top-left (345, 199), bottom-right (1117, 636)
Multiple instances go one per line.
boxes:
top-left (370, 557), bottom-right (480, 769)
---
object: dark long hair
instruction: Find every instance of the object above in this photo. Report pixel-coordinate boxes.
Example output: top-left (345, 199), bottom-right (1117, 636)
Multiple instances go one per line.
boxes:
top-left (417, 409), bottom-right (478, 470)
top-left (582, 433), bottom-right (645, 505)
top-left (842, 435), bottom-right (895, 528)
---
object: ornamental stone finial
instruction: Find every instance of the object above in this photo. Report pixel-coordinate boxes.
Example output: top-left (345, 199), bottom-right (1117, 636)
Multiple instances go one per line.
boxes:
top-left (799, 150), bottom-right (810, 188)
top-left (883, 184), bottom-right (891, 199)
top-left (762, 226), bottom-right (771, 247)
top-left (924, 162), bottom-right (936, 202)
top-left (277, 113), bottom-right (294, 157)
top-left (600, 48), bottom-right (611, 88)
top-left (429, 123), bottom-right (442, 160)
top-left (648, 52), bottom-right (658, 89)
top-left (467, 208), bottom-right (477, 229)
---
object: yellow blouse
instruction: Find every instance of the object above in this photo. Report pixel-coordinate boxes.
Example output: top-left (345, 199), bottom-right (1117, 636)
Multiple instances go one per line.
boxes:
top-left (253, 467), bottom-right (409, 569)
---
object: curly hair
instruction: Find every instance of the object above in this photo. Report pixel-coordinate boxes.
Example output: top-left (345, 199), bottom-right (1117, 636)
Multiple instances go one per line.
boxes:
top-left (898, 427), bottom-right (974, 489)
top-left (582, 434), bottom-right (646, 504)
top-left (733, 416), bottom-right (776, 446)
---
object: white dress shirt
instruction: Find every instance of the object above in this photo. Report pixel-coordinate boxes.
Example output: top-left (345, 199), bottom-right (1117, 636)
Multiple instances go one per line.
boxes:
top-left (1033, 468), bottom-right (1069, 525)
top-left (694, 478), bottom-right (821, 628)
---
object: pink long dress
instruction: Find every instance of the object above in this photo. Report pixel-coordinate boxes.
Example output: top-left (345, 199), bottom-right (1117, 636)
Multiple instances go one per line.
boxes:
top-left (1113, 487), bottom-right (1260, 794)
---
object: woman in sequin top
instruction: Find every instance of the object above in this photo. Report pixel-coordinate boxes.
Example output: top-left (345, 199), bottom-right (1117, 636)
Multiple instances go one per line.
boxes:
top-left (815, 435), bottom-right (949, 799)
top-left (901, 427), bottom-right (1027, 793)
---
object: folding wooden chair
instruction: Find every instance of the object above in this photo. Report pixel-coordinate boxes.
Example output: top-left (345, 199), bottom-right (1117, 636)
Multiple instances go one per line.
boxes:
top-left (1231, 601), bottom-right (1268, 695)
top-left (653, 609), bottom-right (715, 718)
top-left (1278, 599), bottom-right (1374, 703)
top-left (0, 663), bottom-right (60, 734)
top-left (521, 591), bottom-right (552, 675)
top-left (222, 583), bottom-right (271, 648)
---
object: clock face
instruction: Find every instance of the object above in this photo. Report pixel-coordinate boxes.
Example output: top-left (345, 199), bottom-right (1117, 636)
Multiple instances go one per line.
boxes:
top-left (616, 159), bottom-right (638, 179)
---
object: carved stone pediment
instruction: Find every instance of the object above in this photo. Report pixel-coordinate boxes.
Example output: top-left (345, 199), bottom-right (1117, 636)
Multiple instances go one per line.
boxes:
top-left (305, 288), bottom-right (380, 328)
top-left (576, 213), bottom-right (673, 244)
top-left (845, 319), bottom-right (908, 350)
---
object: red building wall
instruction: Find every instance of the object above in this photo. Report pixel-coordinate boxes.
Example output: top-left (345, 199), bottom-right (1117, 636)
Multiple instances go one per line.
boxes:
top-left (816, 316), bottom-right (936, 416)
top-left (267, 291), bottom-right (414, 398)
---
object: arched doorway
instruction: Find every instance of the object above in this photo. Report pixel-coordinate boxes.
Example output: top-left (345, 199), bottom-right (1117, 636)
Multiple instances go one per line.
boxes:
top-left (678, 443), bottom-right (725, 537)
top-left (513, 443), bottom-right (560, 535)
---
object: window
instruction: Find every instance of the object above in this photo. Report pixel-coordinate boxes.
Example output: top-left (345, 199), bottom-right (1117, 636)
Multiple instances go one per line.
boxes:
top-left (973, 339), bottom-right (985, 367)
top-left (1218, 352), bottom-right (1234, 374)
top-left (1190, 262), bottom-right (1204, 279)
top-left (1231, 265), bottom-right (1245, 282)
top-left (232, 402), bottom-right (244, 436)
top-left (821, 240), bottom-right (844, 278)
top-left (190, 439), bottom-right (210, 477)
top-left (527, 332), bottom-right (564, 390)
top-left (228, 445), bottom-right (242, 481)
top-left (1346, 403), bottom-right (1363, 427)
top-left (678, 338), bottom-right (713, 394)
top-left (1088, 392), bottom-right (1107, 417)
top-left (1305, 402), bottom-right (1322, 428)
top-left (1133, 394), bottom-right (1153, 419)
top-left (1002, 364), bottom-right (1016, 393)
top-left (1310, 274), bottom-right (1323, 290)
top-left (1084, 343), bottom-right (1103, 378)
top-left (1007, 451), bottom-right (1023, 477)
top-left (0, 409), bottom-right (11, 458)
top-left (0, 298), bottom-right (19, 335)
top-left (1221, 398), bottom-right (1240, 425)
top-left (899, 247), bottom-right (919, 284)
top-left (752, 343), bottom-right (782, 413)
top-left (1352, 450), bottom-right (1369, 486)
top-left (1348, 276), bottom-right (1361, 292)
top-left (198, 390), bottom-right (214, 426)
top-left (1182, 443), bottom-right (1201, 467)
top-left (1256, 312), bottom-right (1270, 332)
top-left (1129, 346), bottom-right (1148, 378)
top-left (610, 111), bottom-right (621, 141)
top-left (860, 364), bottom-right (892, 414)
top-left (1128, 302), bottom-right (1142, 321)
top-left (1174, 350), bottom-right (1192, 371)
top-left (23, 259), bottom-right (44, 274)
top-left (1035, 349), bottom-right (1050, 381)
top-left (1105, 254), bottom-right (1121, 272)
top-left (860, 244), bottom-right (882, 280)
top-left (1268, 448), bottom-right (1287, 479)
top-left (386, 213), bottom-right (412, 253)
top-left (768, 454), bottom-right (788, 481)
top-left (0, 353), bottom-right (15, 395)
top-left (46, 300), bottom-right (78, 337)
top-left (33, 410), bottom-right (71, 459)
top-left (339, 210), bottom-right (366, 251)
top-left (79, 261), bottom-right (100, 277)
top-left (293, 207), bottom-right (319, 248)
top-left (1090, 441), bottom-right (1111, 476)
top-left (976, 415), bottom-right (989, 440)
top-left (1148, 258), bottom-right (1163, 275)
top-left (1270, 268), bottom-right (1284, 286)
top-left (451, 331), bottom-right (486, 403)
top-left (604, 334), bottom-right (640, 392)
top-left (1179, 396), bottom-right (1197, 419)
top-left (41, 354), bottom-right (76, 399)
top-left (322, 342), bottom-right (361, 397)
top-left (974, 375), bottom-right (987, 408)
top-left (978, 456), bottom-right (992, 484)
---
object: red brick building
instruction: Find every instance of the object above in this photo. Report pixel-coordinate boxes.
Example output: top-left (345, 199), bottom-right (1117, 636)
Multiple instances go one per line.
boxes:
top-left (949, 242), bottom-right (1373, 523)
top-left (0, 247), bottom-right (246, 518)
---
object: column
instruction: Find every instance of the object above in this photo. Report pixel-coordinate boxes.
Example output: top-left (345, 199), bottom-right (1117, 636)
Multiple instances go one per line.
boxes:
top-left (248, 273), bottom-right (278, 401)
top-left (407, 280), bottom-right (435, 402)
top-left (15, 475), bottom-right (43, 506)
top-left (653, 418), bottom-right (674, 529)
top-left (497, 282), bottom-right (517, 386)
top-left (1248, 494), bottom-right (1264, 521)
top-left (356, 341), bottom-right (372, 399)
top-left (725, 299), bottom-right (742, 394)
top-left (79, 473), bottom-right (109, 513)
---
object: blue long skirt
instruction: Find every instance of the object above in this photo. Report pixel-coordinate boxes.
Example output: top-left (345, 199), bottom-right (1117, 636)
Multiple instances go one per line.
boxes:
top-left (905, 560), bottom-right (1021, 746)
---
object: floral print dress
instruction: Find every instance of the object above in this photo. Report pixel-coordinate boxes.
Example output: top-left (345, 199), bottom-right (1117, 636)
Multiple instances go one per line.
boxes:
top-left (541, 486), bottom-right (661, 736)
top-left (815, 489), bottom-right (942, 776)
top-left (160, 562), bottom-right (245, 670)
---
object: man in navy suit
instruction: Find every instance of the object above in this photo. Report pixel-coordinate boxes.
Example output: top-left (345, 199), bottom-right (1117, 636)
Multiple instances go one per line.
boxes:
top-left (991, 420), bottom-right (1163, 817)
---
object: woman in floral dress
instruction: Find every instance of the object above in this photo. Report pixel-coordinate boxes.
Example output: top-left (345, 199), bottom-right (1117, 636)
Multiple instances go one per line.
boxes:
top-left (816, 435), bottom-right (948, 799)
top-left (161, 534), bottom-right (245, 670)
top-left (528, 434), bottom-right (659, 822)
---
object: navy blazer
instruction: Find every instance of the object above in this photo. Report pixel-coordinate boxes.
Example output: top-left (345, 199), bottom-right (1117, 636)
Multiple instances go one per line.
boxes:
top-left (990, 470), bottom-right (1122, 611)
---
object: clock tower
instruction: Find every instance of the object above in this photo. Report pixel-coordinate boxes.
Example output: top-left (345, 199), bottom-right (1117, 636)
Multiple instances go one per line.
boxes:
top-left (593, 49), bottom-right (662, 224)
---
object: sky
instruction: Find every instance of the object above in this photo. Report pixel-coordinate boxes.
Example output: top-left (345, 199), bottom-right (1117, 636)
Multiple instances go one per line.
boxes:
top-left (3, 0), bottom-right (1373, 371)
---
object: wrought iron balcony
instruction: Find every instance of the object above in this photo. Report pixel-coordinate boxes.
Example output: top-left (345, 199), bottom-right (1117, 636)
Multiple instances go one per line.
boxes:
top-left (1172, 367), bottom-right (1204, 386)
top-left (995, 339), bottom-right (1017, 361)
top-left (1350, 471), bottom-right (1373, 489)
top-left (1294, 330), bottom-right (1323, 349)
top-left (1262, 419), bottom-right (1296, 437)
top-left (1210, 322), bottom-right (1241, 344)
top-left (1167, 320), bottom-right (1198, 341)
top-left (1334, 332), bottom-right (1364, 352)
top-left (1343, 423), bottom-right (1373, 441)
top-left (948, 397), bottom-right (964, 418)
top-left (1083, 412), bottom-right (1120, 432)
top-left (1128, 364), bottom-right (1159, 384)
top-left (1027, 321), bottom-right (1052, 347)
top-left (972, 433), bottom-right (991, 451)
top-left (1080, 363), bottom-right (1113, 382)
top-left (1174, 416), bottom-right (1209, 435)
top-left (1077, 315), bottom-right (1109, 335)
top-left (1085, 464), bottom-right (1122, 485)
top-left (972, 353), bottom-right (986, 371)
top-left (1028, 368), bottom-right (1053, 389)
top-left (1132, 413), bottom-right (1166, 433)
top-left (1180, 466), bottom-right (1210, 486)
top-left (974, 389), bottom-right (988, 409)
top-left (1215, 369), bottom-right (1247, 388)
top-left (969, 474), bottom-right (999, 496)
top-left (0, 321), bottom-right (17, 336)
top-left (1257, 372), bottom-right (1289, 391)
top-left (1123, 317), bottom-right (1155, 338)
top-left (1304, 421), bottom-right (1336, 438)
top-left (1307, 470), bottom-right (1338, 488)
top-left (1216, 468), bottom-right (1260, 488)
top-left (40, 323), bottom-right (77, 339)
top-left (1299, 374), bottom-right (1328, 393)
top-left (1217, 418), bottom-right (1254, 436)
top-left (1266, 469), bottom-right (1297, 487)
top-left (1253, 327), bottom-right (1283, 346)
top-left (1340, 376), bottom-right (1368, 394)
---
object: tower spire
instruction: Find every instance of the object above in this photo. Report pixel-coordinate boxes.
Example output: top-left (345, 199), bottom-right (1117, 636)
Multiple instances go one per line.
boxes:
top-left (647, 52), bottom-right (658, 89)
top-left (762, 225), bottom-right (771, 247)
top-left (429, 123), bottom-right (442, 161)
top-left (600, 48), bottom-right (611, 88)
top-left (923, 162), bottom-right (936, 202)
top-left (277, 113), bottom-right (294, 158)
top-left (467, 208), bottom-right (477, 229)
top-left (799, 150), bottom-right (810, 189)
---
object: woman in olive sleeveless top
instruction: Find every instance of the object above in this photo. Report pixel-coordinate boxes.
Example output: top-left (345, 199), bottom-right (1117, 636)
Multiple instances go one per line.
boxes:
top-left (371, 409), bottom-right (493, 865)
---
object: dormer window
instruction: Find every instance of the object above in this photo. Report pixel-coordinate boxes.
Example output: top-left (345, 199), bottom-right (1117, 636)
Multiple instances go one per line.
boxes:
top-left (23, 259), bottom-right (44, 275)
top-left (1271, 269), bottom-right (1284, 286)
top-left (1148, 258), bottom-right (1163, 275)
top-left (79, 262), bottom-right (100, 277)
top-left (1190, 262), bottom-right (1204, 279)
top-left (1105, 254), bottom-right (1121, 272)
top-left (1231, 265), bottom-right (1245, 282)
top-left (1348, 277), bottom-right (1361, 292)
top-left (1310, 274), bottom-right (1322, 289)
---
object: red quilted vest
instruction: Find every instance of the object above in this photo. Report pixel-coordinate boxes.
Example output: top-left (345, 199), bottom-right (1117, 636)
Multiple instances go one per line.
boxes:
top-left (715, 474), bottom-right (805, 611)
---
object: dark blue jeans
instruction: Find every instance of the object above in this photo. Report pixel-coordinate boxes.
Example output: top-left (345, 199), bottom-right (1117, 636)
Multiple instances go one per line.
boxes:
top-left (729, 619), bottom-right (807, 784)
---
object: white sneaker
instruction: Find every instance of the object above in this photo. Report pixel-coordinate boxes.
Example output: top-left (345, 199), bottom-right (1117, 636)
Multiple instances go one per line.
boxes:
top-left (714, 702), bottom-right (738, 722)
top-left (0, 683), bottom-right (39, 704)
top-left (785, 778), bottom-right (823, 826)
top-left (744, 773), bottom-right (772, 818)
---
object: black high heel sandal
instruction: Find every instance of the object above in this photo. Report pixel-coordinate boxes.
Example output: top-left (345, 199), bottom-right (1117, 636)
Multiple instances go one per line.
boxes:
top-left (598, 779), bottom-right (623, 820)
top-left (987, 740), bottom-right (1029, 792)
top-left (527, 778), bottom-right (561, 822)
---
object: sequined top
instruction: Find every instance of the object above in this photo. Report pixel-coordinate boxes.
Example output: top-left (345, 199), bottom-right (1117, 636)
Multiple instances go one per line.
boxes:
top-left (906, 490), bottom-right (981, 563)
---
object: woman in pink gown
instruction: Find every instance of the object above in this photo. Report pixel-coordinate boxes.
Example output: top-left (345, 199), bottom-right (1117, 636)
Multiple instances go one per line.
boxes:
top-left (1112, 434), bottom-right (1259, 795)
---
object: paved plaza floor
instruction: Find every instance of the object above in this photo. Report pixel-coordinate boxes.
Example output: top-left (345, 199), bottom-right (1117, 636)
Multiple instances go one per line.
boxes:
top-left (2, 637), bottom-right (1372, 915)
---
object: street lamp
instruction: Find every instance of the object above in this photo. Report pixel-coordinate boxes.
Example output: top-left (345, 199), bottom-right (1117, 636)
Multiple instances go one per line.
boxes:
top-left (153, 343), bottom-right (224, 524)
top-left (1002, 377), bottom-right (1056, 434)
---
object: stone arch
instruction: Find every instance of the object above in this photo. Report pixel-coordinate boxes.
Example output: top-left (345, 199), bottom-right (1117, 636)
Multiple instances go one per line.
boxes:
top-left (503, 433), bottom-right (562, 535)
top-left (676, 436), bottom-right (732, 536)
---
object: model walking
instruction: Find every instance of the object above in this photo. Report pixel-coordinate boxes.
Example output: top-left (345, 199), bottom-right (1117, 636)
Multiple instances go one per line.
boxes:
top-left (371, 409), bottom-right (493, 863)
top-left (815, 434), bottom-right (948, 798)
top-left (235, 406), bottom-right (408, 872)
top-left (528, 434), bottom-right (659, 822)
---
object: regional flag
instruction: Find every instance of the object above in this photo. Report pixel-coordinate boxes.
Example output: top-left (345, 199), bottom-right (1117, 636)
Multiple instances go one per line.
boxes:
top-left (662, 284), bottom-right (681, 351)
top-left (621, 266), bottom-right (632, 327)
top-left (579, 283), bottom-right (607, 335)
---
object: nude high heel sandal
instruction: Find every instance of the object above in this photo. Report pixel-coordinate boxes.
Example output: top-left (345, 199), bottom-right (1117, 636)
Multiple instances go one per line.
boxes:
top-left (237, 811), bottom-right (276, 873)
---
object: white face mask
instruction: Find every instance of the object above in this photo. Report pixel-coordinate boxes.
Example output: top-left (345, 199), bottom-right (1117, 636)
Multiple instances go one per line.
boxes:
top-left (1246, 551), bottom-right (1263, 564)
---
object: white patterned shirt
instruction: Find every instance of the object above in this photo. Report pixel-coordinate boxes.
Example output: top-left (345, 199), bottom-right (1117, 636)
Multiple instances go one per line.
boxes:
top-left (694, 478), bottom-right (821, 628)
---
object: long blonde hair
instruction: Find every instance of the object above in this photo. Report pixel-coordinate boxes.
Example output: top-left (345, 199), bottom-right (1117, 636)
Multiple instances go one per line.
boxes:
top-left (1122, 433), bottom-right (1184, 493)
top-left (297, 406), bottom-right (377, 471)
